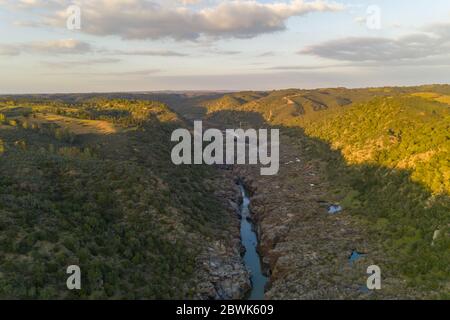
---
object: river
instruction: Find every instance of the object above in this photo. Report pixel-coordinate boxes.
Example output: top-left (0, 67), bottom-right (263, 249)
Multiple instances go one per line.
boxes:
top-left (238, 183), bottom-right (269, 300)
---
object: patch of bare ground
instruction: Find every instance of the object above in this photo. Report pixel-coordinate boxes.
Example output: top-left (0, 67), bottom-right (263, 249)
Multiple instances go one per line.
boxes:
top-left (22, 113), bottom-right (119, 135)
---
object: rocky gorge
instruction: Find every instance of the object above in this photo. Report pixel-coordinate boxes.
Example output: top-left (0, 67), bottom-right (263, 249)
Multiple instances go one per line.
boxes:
top-left (228, 132), bottom-right (421, 299)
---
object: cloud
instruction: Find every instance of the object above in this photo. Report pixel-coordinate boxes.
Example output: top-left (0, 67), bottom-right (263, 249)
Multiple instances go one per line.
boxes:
top-left (0, 39), bottom-right (92, 56)
top-left (101, 47), bottom-right (241, 57)
top-left (257, 51), bottom-right (277, 57)
top-left (108, 69), bottom-right (161, 76)
top-left (29, 39), bottom-right (92, 54)
top-left (206, 48), bottom-right (242, 55)
top-left (272, 55), bottom-right (450, 72)
top-left (0, 45), bottom-right (21, 56)
top-left (269, 63), bottom-right (348, 70)
top-left (12, 20), bottom-right (46, 28)
top-left (0, 0), bottom-right (64, 10)
top-left (300, 23), bottom-right (450, 62)
top-left (43, 68), bottom-right (161, 77)
top-left (34, 0), bottom-right (343, 41)
top-left (178, 0), bottom-right (203, 5)
top-left (111, 49), bottom-right (189, 57)
top-left (41, 58), bottom-right (121, 68)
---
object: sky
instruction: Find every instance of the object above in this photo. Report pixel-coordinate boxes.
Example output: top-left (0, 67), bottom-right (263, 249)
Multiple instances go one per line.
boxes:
top-left (0, 0), bottom-right (450, 93)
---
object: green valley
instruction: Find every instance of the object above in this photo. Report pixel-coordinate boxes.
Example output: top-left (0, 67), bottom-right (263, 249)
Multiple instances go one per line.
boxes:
top-left (0, 84), bottom-right (449, 299)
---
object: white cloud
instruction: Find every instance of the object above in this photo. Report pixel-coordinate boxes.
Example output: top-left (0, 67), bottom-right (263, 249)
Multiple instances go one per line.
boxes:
top-left (111, 49), bottom-right (189, 57)
top-left (9, 0), bottom-right (343, 41)
top-left (0, 39), bottom-right (92, 56)
top-left (300, 24), bottom-right (450, 62)
top-left (29, 39), bottom-right (92, 54)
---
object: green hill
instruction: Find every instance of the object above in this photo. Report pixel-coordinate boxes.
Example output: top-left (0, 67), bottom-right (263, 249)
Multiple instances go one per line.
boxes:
top-left (0, 99), bottom-right (234, 299)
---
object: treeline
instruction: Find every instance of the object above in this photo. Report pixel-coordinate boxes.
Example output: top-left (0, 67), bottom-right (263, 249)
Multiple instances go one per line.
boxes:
top-left (52, 99), bottom-right (178, 127)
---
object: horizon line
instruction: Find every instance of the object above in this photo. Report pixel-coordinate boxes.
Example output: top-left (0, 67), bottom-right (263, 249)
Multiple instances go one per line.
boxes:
top-left (1, 82), bottom-right (450, 96)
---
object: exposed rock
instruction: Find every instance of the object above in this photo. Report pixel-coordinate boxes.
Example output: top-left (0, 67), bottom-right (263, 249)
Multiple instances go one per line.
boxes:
top-left (194, 172), bottom-right (251, 300)
top-left (228, 200), bottom-right (241, 218)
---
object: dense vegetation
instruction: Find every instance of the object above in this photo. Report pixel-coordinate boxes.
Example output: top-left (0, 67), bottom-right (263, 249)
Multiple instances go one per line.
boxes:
top-left (305, 96), bottom-right (450, 195)
top-left (0, 99), bottom-right (231, 299)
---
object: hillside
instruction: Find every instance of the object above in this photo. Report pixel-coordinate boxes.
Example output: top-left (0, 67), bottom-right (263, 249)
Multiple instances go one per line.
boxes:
top-left (199, 85), bottom-right (450, 195)
top-left (0, 98), bottom-right (248, 299)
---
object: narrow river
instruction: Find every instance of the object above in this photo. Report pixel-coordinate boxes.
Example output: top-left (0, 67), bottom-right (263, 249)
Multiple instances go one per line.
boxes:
top-left (238, 183), bottom-right (268, 300)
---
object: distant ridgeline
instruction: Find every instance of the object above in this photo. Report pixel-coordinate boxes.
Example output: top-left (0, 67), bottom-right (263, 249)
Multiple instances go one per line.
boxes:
top-left (200, 85), bottom-right (450, 195)
top-left (0, 98), bottom-right (232, 299)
